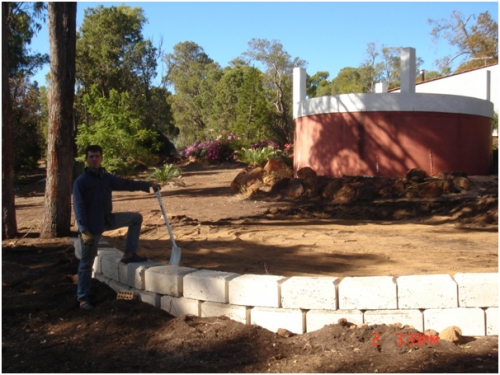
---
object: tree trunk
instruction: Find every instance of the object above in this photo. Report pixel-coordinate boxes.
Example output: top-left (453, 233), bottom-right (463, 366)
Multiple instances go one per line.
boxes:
top-left (2, 2), bottom-right (17, 239)
top-left (41, 2), bottom-right (77, 238)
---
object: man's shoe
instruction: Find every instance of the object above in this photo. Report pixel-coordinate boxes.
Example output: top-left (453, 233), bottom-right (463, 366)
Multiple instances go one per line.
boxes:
top-left (120, 253), bottom-right (148, 264)
top-left (80, 301), bottom-right (93, 310)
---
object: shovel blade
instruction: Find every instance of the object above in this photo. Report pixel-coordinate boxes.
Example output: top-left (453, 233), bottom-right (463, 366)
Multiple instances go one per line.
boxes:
top-left (169, 245), bottom-right (182, 266)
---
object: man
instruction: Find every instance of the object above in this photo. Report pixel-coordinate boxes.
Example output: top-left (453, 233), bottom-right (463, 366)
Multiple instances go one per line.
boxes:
top-left (73, 145), bottom-right (160, 310)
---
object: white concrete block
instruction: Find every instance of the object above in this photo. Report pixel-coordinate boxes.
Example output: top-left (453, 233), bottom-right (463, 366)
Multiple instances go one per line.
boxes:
top-left (339, 276), bottom-right (397, 310)
top-left (364, 310), bottom-right (423, 331)
top-left (161, 295), bottom-right (199, 317)
top-left (398, 274), bottom-right (458, 309)
top-left (454, 273), bottom-right (498, 307)
top-left (136, 289), bottom-right (161, 308)
top-left (118, 260), bottom-right (163, 290)
top-left (200, 301), bottom-right (249, 324)
top-left (229, 274), bottom-right (286, 308)
top-left (100, 253), bottom-right (123, 280)
top-left (94, 273), bottom-right (111, 285)
top-left (251, 307), bottom-right (304, 334)
top-left (145, 266), bottom-right (197, 296)
top-left (108, 279), bottom-right (130, 293)
top-left (184, 269), bottom-right (240, 303)
top-left (93, 248), bottom-right (121, 274)
top-left (424, 308), bottom-right (486, 336)
top-left (306, 309), bottom-right (363, 332)
top-left (281, 276), bottom-right (339, 310)
top-left (485, 307), bottom-right (498, 336)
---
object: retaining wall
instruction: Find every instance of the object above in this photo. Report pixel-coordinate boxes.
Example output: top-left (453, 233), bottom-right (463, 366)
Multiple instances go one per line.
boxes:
top-left (86, 240), bottom-right (498, 337)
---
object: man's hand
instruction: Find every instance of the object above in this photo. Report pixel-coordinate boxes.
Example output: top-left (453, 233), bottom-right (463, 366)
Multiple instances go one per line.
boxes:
top-left (150, 182), bottom-right (161, 193)
top-left (81, 231), bottom-right (94, 246)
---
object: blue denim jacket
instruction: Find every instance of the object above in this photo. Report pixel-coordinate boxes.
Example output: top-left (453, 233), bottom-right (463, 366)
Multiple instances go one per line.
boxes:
top-left (73, 168), bottom-right (150, 234)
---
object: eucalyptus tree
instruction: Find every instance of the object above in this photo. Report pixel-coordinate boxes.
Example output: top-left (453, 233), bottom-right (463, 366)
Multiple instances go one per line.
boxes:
top-left (241, 38), bottom-right (306, 144)
top-left (163, 41), bottom-right (221, 146)
top-left (429, 10), bottom-right (498, 73)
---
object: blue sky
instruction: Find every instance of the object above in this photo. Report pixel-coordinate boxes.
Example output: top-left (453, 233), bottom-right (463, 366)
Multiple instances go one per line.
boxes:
top-left (30, 1), bottom-right (498, 86)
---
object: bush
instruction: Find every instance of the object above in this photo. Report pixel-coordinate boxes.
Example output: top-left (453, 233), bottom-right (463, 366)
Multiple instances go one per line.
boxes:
top-left (234, 146), bottom-right (281, 167)
top-left (148, 164), bottom-right (181, 185)
top-left (180, 132), bottom-right (243, 163)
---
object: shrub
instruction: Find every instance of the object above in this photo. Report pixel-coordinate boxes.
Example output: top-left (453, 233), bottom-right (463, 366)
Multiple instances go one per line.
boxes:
top-left (148, 164), bottom-right (181, 185)
top-left (234, 146), bottom-right (281, 167)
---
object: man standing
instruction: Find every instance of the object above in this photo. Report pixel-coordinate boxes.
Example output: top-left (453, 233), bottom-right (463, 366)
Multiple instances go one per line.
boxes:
top-left (73, 145), bottom-right (160, 310)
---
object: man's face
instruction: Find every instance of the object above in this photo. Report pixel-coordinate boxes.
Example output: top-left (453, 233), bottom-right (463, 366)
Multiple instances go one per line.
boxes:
top-left (86, 151), bottom-right (102, 169)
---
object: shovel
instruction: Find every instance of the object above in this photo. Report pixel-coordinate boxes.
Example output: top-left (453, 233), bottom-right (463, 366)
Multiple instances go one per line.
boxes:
top-left (154, 190), bottom-right (181, 266)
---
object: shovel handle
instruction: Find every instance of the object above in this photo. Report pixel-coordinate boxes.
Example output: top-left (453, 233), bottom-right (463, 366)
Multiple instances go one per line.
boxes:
top-left (155, 190), bottom-right (178, 248)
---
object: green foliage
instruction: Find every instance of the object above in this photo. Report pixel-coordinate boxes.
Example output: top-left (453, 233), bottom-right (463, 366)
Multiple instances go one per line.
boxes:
top-left (148, 164), bottom-right (181, 185)
top-left (164, 41), bottom-right (221, 146)
top-left (306, 71), bottom-right (330, 98)
top-left (429, 10), bottom-right (498, 73)
top-left (6, 2), bottom-right (49, 78)
top-left (234, 146), bottom-right (281, 168)
top-left (10, 77), bottom-right (44, 171)
top-left (493, 111), bottom-right (498, 132)
top-left (75, 85), bottom-right (160, 174)
top-left (241, 38), bottom-right (306, 144)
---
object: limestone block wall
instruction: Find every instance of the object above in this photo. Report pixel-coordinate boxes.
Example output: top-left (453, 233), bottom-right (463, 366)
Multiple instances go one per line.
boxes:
top-left (89, 241), bottom-right (498, 337)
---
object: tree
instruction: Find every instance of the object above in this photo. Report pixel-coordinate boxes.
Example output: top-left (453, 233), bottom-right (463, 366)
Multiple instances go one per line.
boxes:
top-left (7, 2), bottom-right (48, 78)
top-left (429, 10), bottom-right (498, 72)
top-left (41, 2), bottom-right (77, 238)
top-left (242, 38), bottom-right (307, 144)
top-left (330, 67), bottom-right (369, 95)
top-left (2, 2), bottom-right (17, 239)
top-left (76, 5), bottom-right (146, 97)
top-left (361, 43), bottom-right (423, 90)
top-left (163, 41), bottom-right (221, 146)
top-left (306, 71), bottom-right (331, 98)
top-left (10, 77), bottom-right (44, 171)
top-left (234, 66), bottom-right (272, 142)
top-left (76, 85), bottom-right (160, 174)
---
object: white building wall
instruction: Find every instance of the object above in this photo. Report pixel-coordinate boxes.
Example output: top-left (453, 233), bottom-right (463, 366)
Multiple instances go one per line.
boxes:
top-left (393, 64), bottom-right (498, 114)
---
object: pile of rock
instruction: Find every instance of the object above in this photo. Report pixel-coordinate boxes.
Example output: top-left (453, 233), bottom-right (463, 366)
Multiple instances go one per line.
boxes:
top-left (230, 162), bottom-right (476, 203)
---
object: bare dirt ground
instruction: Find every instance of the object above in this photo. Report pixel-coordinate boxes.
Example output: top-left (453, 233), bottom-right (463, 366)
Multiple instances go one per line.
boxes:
top-left (2, 161), bottom-right (498, 373)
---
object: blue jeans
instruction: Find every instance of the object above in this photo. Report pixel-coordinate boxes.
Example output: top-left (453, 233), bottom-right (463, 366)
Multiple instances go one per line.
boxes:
top-left (77, 212), bottom-right (143, 302)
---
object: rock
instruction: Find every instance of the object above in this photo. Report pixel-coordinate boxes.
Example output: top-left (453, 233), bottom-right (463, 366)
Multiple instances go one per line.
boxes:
top-left (451, 171), bottom-right (468, 178)
top-left (263, 159), bottom-right (292, 179)
top-left (453, 176), bottom-right (472, 191)
top-left (418, 182), bottom-right (443, 198)
top-left (277, 328), bottom-right (294, 338)
top-left (438, 178), bottom-right (457, 194)
top-left (406, 168), bottom-right (427, 182)
top-left (338, 318), bottom-right (349, 327)
top-left (394, 179), bottom-right (407, 195)
top-left (230, 168), bottom-right (264, 192)
top-left (287, 178), bottom-right (304, 198)
top-left (357, 323), bottom-right (368, 329)
top-left (302, 176), bottom-right (330, 198)
top-left (357, 186), bottom-right (375, 201)
top-left (439, 326), bottom-right (462, 343)
top-left (424, 329), bottom-right (439, 338)
top-left (264, 158), bottom-right (285, 173)
top-left (334, 184), bottom-right (357, 202)
top-left (390, 322), bottom-right (403, 329)
top-left (322, 179), bottom-right (343, 199)
top-left (270, 178), bottom-right (291, 196)
top-left (297, 167), bottom-right (317, 179)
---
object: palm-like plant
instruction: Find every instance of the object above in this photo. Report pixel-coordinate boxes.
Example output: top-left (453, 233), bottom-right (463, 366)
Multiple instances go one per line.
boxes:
top-left (234, 146), bottom-right (281, 167)
top-left (148, 164), bottom-right (181, 185)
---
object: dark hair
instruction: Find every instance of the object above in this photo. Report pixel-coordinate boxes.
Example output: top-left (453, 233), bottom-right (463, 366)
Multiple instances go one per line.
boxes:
top-left (85, 145), bottom-right (103, 158)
